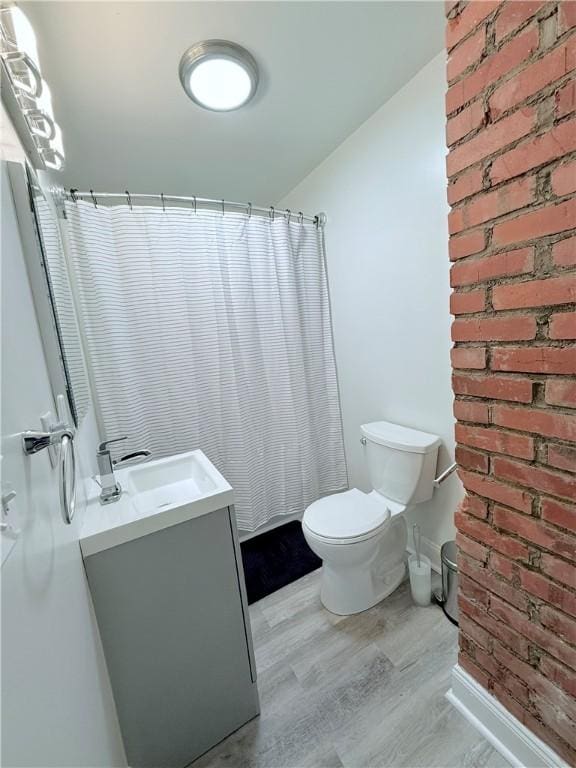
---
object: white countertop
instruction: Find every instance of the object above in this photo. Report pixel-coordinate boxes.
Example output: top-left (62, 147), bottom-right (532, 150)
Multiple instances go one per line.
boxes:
top-left (79, 450), bottom-right (234, 557)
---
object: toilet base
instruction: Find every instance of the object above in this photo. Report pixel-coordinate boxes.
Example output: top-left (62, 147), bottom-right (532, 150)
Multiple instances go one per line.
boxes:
top-left (320, 560), bottom-right (406, 616)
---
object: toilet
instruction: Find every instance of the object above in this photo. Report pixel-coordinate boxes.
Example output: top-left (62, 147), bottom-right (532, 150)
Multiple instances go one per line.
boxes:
top-left (302, 420), bottom-right (441, 615)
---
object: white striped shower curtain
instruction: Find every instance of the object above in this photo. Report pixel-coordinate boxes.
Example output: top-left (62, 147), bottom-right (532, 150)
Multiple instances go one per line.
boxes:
top-left (65, 201), bottom-right (347, 531)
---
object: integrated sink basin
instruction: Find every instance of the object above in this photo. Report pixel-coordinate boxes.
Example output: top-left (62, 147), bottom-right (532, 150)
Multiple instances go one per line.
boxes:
top-left (80, 450), bottom-right (234, 556)
top-left (126, 452), bottom-right (219, 515)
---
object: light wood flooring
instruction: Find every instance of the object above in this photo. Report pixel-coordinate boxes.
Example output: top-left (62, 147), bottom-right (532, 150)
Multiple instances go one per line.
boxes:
top-left (194, 570), bottom-right (510, 768)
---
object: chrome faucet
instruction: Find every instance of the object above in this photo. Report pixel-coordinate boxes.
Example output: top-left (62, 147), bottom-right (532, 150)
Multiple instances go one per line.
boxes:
top-left (97, 436), bottom-right (151, 505)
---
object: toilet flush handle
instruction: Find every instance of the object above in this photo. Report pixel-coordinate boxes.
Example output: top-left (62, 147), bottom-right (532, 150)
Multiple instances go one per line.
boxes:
top-left (434, 462), bottom-right (457, 488)
top-left (360, 437), bottom-right (367, 446)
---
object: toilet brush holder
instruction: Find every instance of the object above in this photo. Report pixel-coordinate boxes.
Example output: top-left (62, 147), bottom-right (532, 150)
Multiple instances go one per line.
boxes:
top-left (408, 553), bottom-right (432, 606)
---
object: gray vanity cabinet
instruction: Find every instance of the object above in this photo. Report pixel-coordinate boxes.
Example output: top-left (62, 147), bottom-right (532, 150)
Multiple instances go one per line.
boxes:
top-left (83, 506), bottom-right (259, 768)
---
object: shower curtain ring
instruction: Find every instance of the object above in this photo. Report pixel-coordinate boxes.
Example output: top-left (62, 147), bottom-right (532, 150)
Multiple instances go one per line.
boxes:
top-left (161, 192), bottom-right (165, 213)
top-left (90, 190), bottom-right (98, 208)
top-left (269, 206), bottom-right (275, 221)
top-left (299, 211), bottom-right (304, 226)
top-left (125, 190), bottom-right (132, 210)
top-left (247, 202), bottom-right (252, 219)
top-left (286, 209), bottom-right (291, 224)
top-left (193, 196), bottom-right (197, 215)
top-left (221, 199), bottom-right (225, 216)
top-left (69, 188), bottom-right (78, 203)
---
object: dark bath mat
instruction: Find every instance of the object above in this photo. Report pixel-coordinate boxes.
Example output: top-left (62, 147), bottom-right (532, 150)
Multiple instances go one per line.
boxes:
top-left (240, 520), bottom-right (321, 604)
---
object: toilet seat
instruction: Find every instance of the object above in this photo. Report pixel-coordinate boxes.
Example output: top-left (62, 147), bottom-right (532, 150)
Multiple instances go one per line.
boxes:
top-left (303, 489), bottom-right (391, 545)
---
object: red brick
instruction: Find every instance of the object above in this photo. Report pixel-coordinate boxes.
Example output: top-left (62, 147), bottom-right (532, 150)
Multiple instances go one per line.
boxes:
top-left (445, 0), bottom-right (460, 17)
top-left (448, 167), bottom-right (484, 205)
top-left (493, 455), bottom-right (576, 501)
top-left (460, 551), bottom-right (530, 609)
top-left (460, 573), bottom-right (490, 605)
top-left (524, 711), bottom-right (576, 768)
top-left (540, 603), bottom-right (576, 645)
top-left (451, 178), bottom-right (535, 234)
top-left (492, 404), bottom-right (576, 441)
top-left (494, 643), bottom-right (576, 722)
top-left (552, 236), bottom-right (576, 268)
top-left (456, 444), bottom-right (490, 472)
top-left (492, 275), bottom-right (576, 310)
top-left (490, 38), bottom-right (576, 117)
top-left (456, 507), bottom-right (530, 559)
top-left (539, 655), bottom-right (576, 698)
top-left (459, 469), bottom-right (533, 512)
top-left (447, 100), bottom-right (486, 146)
top-left (456, 423), bottom-right (535, 459)
top-left (541, 497), bottom-right (576, 534)
top-left (559, 0), bottom-right (576, 33)
top-left (446, 0), bottom-right (500, 50)
top-left (547, 444), bottom-right (576, 473)
top-left (459, 652), bottom-right (492, 690)
top-left (493, 505), bottom-right (575, 556)
top-left (447, 107), bottom-right (536, 176)
top-left (491, 683), bottom-right (528, 726)
top-left (449, 229), bottom-right (486, 261)
top-left (450, 289), bottom-right (486, 315)
top-left (551, 159), bottom-right (576, 197)
top-left (451, 345), bottom-right (487, 368)
top-left (452, 315), bottom-right (536, 341)
top-left (545, 378), bottom-right (576, 408)
top-left (556, 79), bottom-right (576, 118)
top-left (494, 1), bottom-right (546, 42)
top-left (540, 552), bottom-right (576, 589)
top-left (446, 27), bottom-right (539, 113)
top-left (491, 345), bottom-right (576, 374)
top-left (490, 593), bottom-right (576, 670)
top-left (454, 399), bottom-right (490, 422)
top-left (460, 592), bottom-right (530, 656)
top-left (491, 118), bottom-right (576, 184)
top-left (489, 550), bottom-right (517, 581)
top-left (449, 207), bottom-right (466, 235)
top-left (492, 198), bottom-right (576, 246)
top-left (453, 373), bottom-right (533, 401)
top-left (549, 311), bottom-right (576, 339)
top-left (519, 566), bottom-right (576, 618)
top-left (457, 532), bottom-right (490, 563)
top-left (450, 247), bottom-right (534, 286)
top-left (448, 25), bottom-right (486, 81)
top-left (461, 493), bottom-right (489, 519)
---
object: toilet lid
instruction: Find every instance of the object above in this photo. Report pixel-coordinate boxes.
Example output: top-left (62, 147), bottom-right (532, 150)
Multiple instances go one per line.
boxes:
top-left (303, 489), bottom-right (391, 541)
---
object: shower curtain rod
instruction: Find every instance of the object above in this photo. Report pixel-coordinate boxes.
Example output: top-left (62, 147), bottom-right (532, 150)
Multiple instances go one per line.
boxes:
top-left (66, 189), bottom-right (325, 228)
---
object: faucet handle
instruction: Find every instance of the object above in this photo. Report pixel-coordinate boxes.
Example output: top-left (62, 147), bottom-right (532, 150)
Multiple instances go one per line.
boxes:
top-left (98, 436), bottom-right (128, 453)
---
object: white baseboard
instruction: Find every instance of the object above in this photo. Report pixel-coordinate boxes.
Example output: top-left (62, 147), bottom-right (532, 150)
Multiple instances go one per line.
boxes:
top-left (406, 534), bottom-right (442, 573)
top-left (446, 665), bottom-right (568, 768)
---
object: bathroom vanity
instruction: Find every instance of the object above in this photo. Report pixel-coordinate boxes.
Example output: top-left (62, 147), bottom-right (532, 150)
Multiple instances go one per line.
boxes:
top-left (80, 451), bottom-right (259, 768)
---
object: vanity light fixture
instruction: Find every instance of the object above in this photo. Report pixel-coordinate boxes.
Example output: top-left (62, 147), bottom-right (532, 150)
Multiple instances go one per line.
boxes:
top-left (179, 40), bottom-right (258, 112)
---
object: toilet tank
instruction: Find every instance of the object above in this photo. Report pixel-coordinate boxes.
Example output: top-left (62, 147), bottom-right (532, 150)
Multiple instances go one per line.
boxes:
top-left (361, 421), bottom-right (441, 505)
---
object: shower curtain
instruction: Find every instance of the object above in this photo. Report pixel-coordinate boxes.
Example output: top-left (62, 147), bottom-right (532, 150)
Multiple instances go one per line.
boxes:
top-left (65, 201), bottom-right (347, 531)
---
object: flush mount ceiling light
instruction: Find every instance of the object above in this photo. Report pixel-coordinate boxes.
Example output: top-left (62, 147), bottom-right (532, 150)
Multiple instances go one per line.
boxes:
top-left (179, 40), bottom-right (258, 112)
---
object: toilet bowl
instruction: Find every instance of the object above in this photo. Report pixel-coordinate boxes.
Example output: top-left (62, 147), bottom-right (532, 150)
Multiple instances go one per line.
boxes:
top-left (302, 420), bottom-right (440, 615)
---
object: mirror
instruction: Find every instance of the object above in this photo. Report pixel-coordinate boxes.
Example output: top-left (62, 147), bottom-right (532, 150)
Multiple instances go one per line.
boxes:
top-left (26, 166), bottom-right (90, 426)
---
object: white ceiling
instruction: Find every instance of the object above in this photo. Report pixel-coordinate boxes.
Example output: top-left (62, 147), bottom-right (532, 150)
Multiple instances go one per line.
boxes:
top-left (25, 1), bottom-right (444, 204)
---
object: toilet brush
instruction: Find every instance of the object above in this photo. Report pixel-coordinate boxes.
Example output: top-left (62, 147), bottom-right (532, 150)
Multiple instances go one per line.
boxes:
top-left (409, 524), bottom-right (431, 606)
top-left (413, 524), bottom-right (421, 567)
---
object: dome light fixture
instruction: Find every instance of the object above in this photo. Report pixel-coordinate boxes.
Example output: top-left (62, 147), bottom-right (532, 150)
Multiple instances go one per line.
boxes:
top-left (179, 40), bottom-right (258, 112)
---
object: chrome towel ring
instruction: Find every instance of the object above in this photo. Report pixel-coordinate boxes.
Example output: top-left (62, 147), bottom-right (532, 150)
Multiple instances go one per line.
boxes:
top-left (59, 433), bottom-right (76, 524)
top-left (22, 422), bottom-right (76, 525)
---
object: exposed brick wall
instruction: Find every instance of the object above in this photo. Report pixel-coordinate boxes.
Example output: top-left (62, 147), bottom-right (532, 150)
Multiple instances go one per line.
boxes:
top-left (445, 1), bottom-right (576, 762)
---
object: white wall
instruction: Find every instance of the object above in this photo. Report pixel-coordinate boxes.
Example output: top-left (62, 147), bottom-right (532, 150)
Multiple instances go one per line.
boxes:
top-left (280, 53), bottom-right (461, 553)
top-left (1, 105), bottom-right (125, 767)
